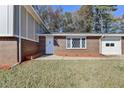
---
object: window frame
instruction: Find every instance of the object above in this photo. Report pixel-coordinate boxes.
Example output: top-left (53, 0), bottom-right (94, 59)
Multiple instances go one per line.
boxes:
top-left (110, 43), bottom-right (115, 47)
top-left (105, 42), bottom-right (115, 47)
top-left (105, 43), bottom-right (110, 47)
top-left (66, 36), bottom-right (87, 49)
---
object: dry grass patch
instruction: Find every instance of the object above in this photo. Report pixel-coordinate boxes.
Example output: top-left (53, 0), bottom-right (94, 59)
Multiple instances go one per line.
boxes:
top-left (0, 59), bottom-right (124, 87)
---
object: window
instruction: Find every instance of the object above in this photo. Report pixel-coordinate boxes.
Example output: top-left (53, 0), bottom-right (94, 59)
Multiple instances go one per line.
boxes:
top-left (72, 38), bottom-right (80, 48)
top-left (82, 38), bottom-right (85, 48)
top-left (106, 43), bottom-right (110, 47)
top-left (105, 43), bottom-right (115, 47)
top-left (66, 37), bottom-right (86, 49)
top-left (110, 43), bottom-right (115, 47)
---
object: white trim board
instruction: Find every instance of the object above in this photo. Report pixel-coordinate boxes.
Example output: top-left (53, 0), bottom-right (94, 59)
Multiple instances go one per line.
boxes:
top-left (38, 33), bottom-right (124, 37)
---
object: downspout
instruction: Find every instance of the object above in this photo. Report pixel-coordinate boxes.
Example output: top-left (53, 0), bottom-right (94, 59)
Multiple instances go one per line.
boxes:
top-left (18, 6), bottom-right (22, 64)
top-left (11, 6), bottom-right (22, 68)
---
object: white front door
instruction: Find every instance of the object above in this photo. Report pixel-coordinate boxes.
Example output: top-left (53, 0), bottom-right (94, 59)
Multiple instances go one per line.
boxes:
top-left (101, 36), bottom-right (122, 55)
top-left (46, 36), bottom-right (53, 54)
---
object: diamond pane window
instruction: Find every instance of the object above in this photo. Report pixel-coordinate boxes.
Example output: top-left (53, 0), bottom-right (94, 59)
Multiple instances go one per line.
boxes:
top-left (72, 38), bottom-right (80, 48)
top-left (66, 37), bottom-right (86, 49)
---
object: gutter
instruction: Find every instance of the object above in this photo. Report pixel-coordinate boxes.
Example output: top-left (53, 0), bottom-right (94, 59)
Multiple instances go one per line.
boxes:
top-left (11, 6), bottom-right (22, 69)
top-left (17, 6), bottom-right (22, 65)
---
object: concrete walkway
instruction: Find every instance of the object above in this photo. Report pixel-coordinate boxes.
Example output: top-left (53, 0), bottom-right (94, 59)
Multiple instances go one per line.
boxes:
top-left (35, 55), bottom-right (124, 60)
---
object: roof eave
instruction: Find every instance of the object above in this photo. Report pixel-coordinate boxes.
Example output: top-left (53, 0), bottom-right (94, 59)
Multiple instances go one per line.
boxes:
top-left (23, 5), bottom-right (49, 32)
top-left (38, 33), bottom-right (124, 37)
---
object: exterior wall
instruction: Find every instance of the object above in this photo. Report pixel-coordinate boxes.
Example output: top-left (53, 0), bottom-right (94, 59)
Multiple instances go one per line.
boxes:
top-left (39, 36), bottom-right (46, 55)
top-left (122, 37), bottom-right (124, 55)
top-left (21, 6), bottom-right (27, 37)
top-left (28, 12), bottom-right (35, 40)
top-left (21, 39), bottom-right (41, 61)
top-left (0, 5), bottom-right (45, 39)
top-left (0, 5), bottom-right (47, 64)
top-left (35, 22), bottom-right (40, 41)
top-left (14, 5), bottom-right (19, 36)
top-left (0, 37), bottom-right (43, 64)
top-left (14, 5), bottom-right (45, 42)
top-left (54, 36), bottom-right (101, 57)
top-left (0, 6), bottom-right (14, 36)
top-left (0, 37), bottom-right (18, 65)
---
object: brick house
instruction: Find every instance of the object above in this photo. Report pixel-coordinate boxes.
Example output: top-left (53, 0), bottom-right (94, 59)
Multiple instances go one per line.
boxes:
top-left (0, 5), bottom-right (124, 67)
top-left (39, 33), bottom-right (124, 57)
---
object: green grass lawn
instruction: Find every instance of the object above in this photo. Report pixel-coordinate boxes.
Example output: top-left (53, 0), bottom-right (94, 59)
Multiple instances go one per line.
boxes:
top-left (0, 59), bottom-right (124, 88)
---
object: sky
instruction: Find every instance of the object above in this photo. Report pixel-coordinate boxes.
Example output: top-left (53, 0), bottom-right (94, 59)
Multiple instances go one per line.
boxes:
top-left (52, 5), bottom-right (124, 17)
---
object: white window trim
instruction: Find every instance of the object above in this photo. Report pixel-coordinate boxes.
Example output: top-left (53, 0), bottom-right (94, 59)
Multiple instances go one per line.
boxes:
top-left (66, 36), bottom-right (87, 49)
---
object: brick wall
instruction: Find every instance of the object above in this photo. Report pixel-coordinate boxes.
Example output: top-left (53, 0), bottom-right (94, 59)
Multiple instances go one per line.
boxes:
top-left (54, 36), bottom-right (101, 57)
top-left (0, 37), bottom-right (18, 65)
top-left (0, 37), bottom-right (45, 64)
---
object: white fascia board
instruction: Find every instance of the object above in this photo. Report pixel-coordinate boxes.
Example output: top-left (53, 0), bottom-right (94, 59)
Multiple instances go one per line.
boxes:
top-left (37, 34), bottom-right (101, 36)
top-left (38, 33), bottom-right (124, 37)
top-left (102, 34), bottom-right (124, 37)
